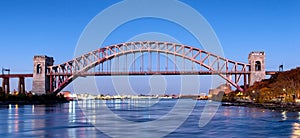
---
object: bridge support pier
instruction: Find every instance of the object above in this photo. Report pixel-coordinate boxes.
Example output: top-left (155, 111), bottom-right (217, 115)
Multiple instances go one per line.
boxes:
top-left (2, 77), bottom-right (10, 94)
top-left (244, 74), bottom-right (248, 90)
top-left (18, 77), bottom-right (25, 94)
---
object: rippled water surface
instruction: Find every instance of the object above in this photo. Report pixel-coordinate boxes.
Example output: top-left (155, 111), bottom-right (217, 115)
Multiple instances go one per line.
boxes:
top-left (1, 100), bottom-right (300, 138)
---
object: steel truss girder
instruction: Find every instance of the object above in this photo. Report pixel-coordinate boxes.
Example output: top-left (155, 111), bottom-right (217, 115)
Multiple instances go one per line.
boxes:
top-left (48, 41), bottom-right (250, 93)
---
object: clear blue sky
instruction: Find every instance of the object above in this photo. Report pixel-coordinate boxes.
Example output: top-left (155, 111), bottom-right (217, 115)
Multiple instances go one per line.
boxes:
top-left (0, 0), bottom-right (300, 94)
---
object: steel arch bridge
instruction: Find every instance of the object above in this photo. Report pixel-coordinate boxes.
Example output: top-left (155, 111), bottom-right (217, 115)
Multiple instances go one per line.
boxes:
top-left (47, 41), bottom-right (251, 94)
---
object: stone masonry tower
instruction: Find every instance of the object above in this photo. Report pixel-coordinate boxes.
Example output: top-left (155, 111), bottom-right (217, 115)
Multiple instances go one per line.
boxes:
top-left (32, 55), bottom-right (54, 95)
top-left (248, 52), bottom-right (266, 86)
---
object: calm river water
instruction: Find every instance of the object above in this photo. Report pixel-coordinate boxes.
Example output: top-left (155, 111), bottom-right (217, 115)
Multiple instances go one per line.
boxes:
top-left (0, 99), bottom-right (300, 138)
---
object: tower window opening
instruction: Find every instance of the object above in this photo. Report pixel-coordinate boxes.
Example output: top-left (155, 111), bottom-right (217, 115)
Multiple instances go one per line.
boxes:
top-left (255, 61), bottom-right (261, 71)
top-left (37, 64), bottom-right (42, 74)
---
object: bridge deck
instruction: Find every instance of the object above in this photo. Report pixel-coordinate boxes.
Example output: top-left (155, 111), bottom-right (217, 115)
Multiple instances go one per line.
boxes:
top-left (0, 71), bottom-right (275, 78)
top-left (48, 71), bottom-right (251, 76)
top-left (0, 74), bottom-right (33, 78)
top-left (266, 71), bottom-right (278, 75)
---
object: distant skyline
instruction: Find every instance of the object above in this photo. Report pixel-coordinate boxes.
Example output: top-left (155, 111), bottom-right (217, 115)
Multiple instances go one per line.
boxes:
top-left (0, 0), bottom-right (300, 93)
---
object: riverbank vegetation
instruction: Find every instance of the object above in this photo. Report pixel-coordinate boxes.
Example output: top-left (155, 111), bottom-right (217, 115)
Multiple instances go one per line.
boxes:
top-left (0, 91), bottom-right (69, 104)
top-left (223, 67), bottom-right (300, 104)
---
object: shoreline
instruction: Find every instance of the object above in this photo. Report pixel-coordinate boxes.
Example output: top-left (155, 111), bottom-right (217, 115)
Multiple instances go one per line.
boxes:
top-left (0, 93), bottom-right (71, 105)
top-left (2, 98), bottom-right (300, 112)
top-left (0, 100), bottom-right (70, 105)
top-left (222, 101), bottom-right (300, 112)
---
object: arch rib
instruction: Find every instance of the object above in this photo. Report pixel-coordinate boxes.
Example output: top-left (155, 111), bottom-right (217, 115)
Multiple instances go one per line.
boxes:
top-left (48, 41), bottom-right (250, 94)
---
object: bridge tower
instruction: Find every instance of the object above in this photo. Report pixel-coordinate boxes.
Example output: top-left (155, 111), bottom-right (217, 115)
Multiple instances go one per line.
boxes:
top-left (248, 52), bottom-right (266, 86)
top-left (32, 55), bottom-right (54, 95)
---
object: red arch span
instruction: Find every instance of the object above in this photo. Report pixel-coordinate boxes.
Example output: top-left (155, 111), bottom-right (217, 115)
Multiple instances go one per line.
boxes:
top-left (47, 41), bottom-right (250, 94)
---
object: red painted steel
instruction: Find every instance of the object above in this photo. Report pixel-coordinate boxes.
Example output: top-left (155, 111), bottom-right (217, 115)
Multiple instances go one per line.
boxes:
top-left (266, 71), bottom-right (278, 75)
top-left (0, 74), bottom-right (33, 78)
top-left (47, 41), bottom-right (251, 94)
